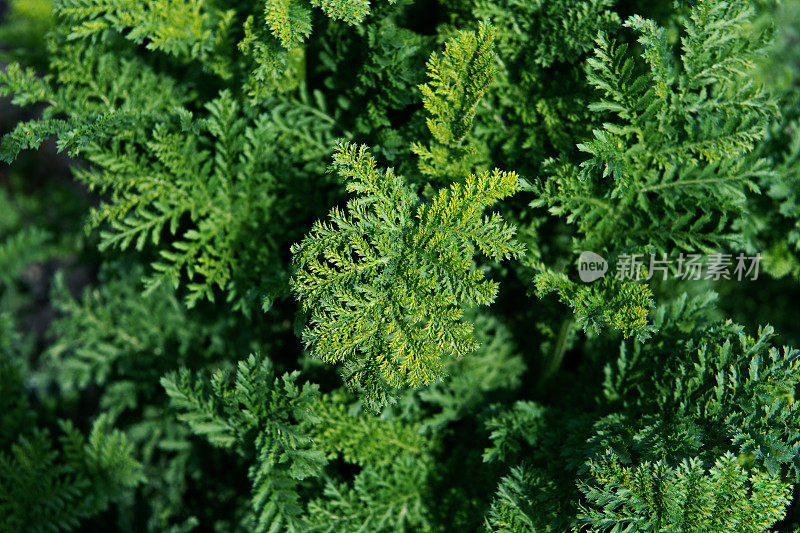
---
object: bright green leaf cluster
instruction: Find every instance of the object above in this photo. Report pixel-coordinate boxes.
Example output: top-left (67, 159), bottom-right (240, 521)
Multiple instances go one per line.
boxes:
top-left (412, 22), bottom-right (496, 182)
top-left (291, 140), bottom-right (523, 410)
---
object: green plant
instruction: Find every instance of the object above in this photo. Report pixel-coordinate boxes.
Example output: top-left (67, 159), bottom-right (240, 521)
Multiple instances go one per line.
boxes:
top-left (2, 0), bottom-right (800, 531)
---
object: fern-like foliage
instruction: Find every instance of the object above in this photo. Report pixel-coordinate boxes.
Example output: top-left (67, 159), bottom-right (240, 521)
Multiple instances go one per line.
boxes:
top-left (45, 264), bottom-right (237, 401)
top-left (0, 32), bottom-right (189, 164)
top-left (752, 1), bottom-right (800, 280)
top-left (303, 389), bottom-right (436, 531)
top-left (481, 294), bottom-right (800, 531)
top-left (761, 116), bottom-right (800, 279)
top-left (305, 454), bottom-right (433, 532)
top-left (529, 0), bottom-right (777, 338)
top-left (482, 401), bottom-right (548, 465)
top-left (42, 261), bottom-right (292, 529)
top-left (411, 22), bottom-right (496, 182)
top-left (484, 463), bottom-right (572, 533)
top-left (482, 402), bottom-right (583, 533)
top-left (48, 0), bottom-right (384, 90)
top-left (2, 44), bottom-right (342, 308)
top-left (241, 0), bottom-right (389, 98)
top-left (0, 333), bottom-right (35, 451)
top-left (0, 415), bottom-right (144, 533)
top-left (263, 0), bottom-right (375, 49)
top-left (309, 390), bottom-right (431, 466)
top-left (53, 0), bottom-right (236, 76)
top-left (81, 91), bottom-right (284, 307)
top-left (161, 354), bottom-right (327, 532)
top-left (405, 313), bottom-right (525, 432)
top-left (291, 140), bottom-right (523, 411)
top-left (595, 316), bottom-right (800, 481)
top-left (468, 0), bottom-right (620, 169)
top-left (0, 225), bottom-right (51, 285)
top-left (535, 0), bottom-right (776, 255)
top-left (0, 3), bottom-right (342, 311)
top-left (578, 451), bottom-right (792, 532)
top-left (531, 263), bottom-right (655, 342)
top-left (4, 0), bottom-right (800, 531)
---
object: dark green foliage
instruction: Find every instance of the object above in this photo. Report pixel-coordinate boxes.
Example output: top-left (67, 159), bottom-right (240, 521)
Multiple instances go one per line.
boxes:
top-left (0, 418), bottom-right (143, 533)
top-left (578, 452), bottom-right (792, 532)
top-left (3, 0), bottom-right (800, 530)
top-left (305, 454), bottom-right (433, 532)
top-left (595, 317), bottom-right (800, 480)
top-left (530, 0), bottom-right (778, 341)
top-left (468, 0), bottom-right (621, 171)
top-left (162, 354), bottom-right (326, 531)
